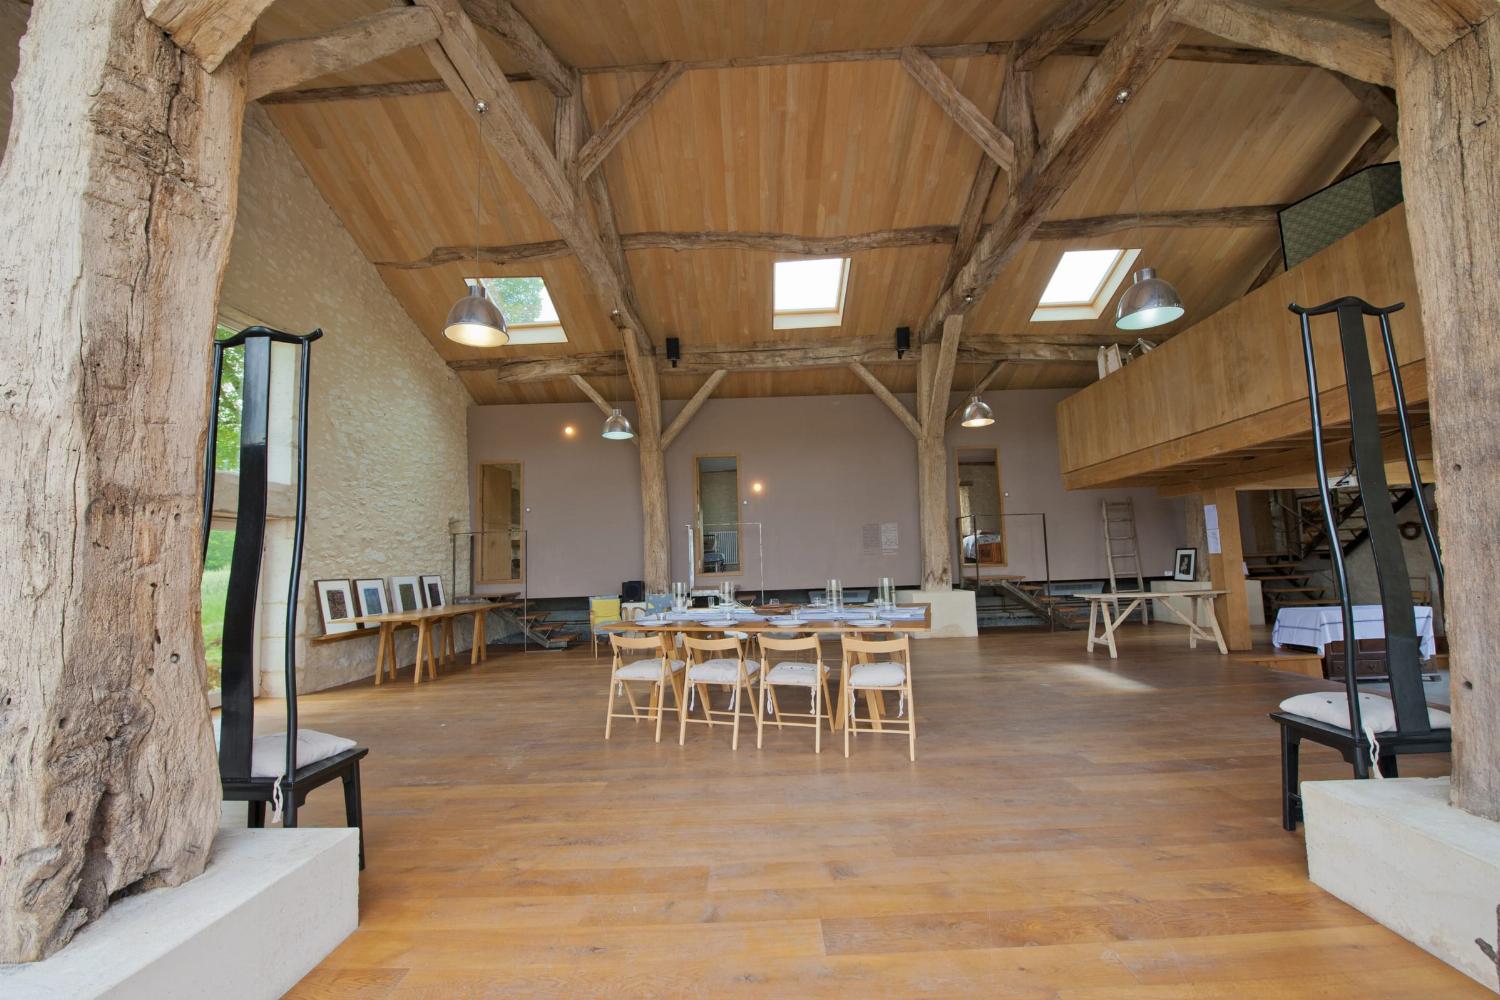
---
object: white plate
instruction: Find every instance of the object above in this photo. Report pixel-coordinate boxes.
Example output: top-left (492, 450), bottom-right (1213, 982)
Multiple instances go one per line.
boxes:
top-left (847, 619), bottom-right (887, 628)
top-left (769, 617), bottom-right (806, 627)
top-left (700, 619), bottom-right (736, 628)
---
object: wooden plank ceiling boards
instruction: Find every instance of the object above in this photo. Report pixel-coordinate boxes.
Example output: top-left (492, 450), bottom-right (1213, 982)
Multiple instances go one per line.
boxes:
top-left (253, 0), bottom-right (1396, 405)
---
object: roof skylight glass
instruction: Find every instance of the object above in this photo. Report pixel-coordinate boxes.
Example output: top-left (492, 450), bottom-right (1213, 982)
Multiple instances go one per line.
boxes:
top-left (773, 257), bottom-right (850, 329)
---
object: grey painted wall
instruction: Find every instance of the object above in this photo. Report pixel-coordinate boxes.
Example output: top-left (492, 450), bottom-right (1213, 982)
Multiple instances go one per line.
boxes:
top-left (468, 388), bottom-right (1186, 598)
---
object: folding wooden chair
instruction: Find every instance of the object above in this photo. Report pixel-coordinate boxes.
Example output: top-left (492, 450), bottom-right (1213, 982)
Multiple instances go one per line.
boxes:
top-left (840, 634), bottom-right (916, 761)
top-left (679, 635), bottom-right (761, 750)
top-left (605, 633), bottom-right (684, 742)
top-left (756, 635), bottom-right (835, 752)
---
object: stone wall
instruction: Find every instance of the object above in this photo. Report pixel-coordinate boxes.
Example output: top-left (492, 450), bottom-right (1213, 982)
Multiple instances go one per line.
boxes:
top-left (221, 106), bottom-right (471, 693)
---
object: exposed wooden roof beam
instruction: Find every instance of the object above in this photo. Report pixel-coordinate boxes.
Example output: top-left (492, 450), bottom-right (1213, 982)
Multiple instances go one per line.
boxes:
top-left (661, 369), bottom-right (729, 448)
top-left (1173, 0), bottom-right (1394, 86)
top-left (576, 61), bottom-right (686, 181)
top-left (416, 0), bottom-right (654, 356)
top-left (257, 42), bottom-right (1311, 106)
top-left (848, 363), bottom-right (923, 438)
top-left (916, 0), bottom-right (1188, 342)
top-left (460, 0), bottom-right (573, 96)
top-left (924, 314), bottom-right (964, 430)
top-left (942, 59), bottom-right (1030, 291)
top-left (1375, 0), bottom-right (1498, 55)
top-left (378, 206), bottom-right (1284, 269)
top-left (1330, 72), bottom-right (1400, 133)
top-left (1015, 0), bottom-right (1131, 69)
top-left (247, 7), bottom-right (441, 101)
top-left (899, 48), bottom-right (1015, 172)
top-left (143, 0), bottom-right (277, 72)
top-left (569, 373), bottom-right (615, 417)
top-left (450, 336), bottom-right (1100, 382)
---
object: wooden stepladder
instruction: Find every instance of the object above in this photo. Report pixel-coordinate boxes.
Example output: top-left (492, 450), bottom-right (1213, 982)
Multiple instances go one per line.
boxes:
top-left (1102, 499), bottom-right (1148, 623)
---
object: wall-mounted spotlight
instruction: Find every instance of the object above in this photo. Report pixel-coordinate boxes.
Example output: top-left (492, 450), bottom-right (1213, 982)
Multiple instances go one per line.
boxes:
top-left (666, 337), bottom-right (681, 368)
top-left (895, 326), bottom-right (911, 360)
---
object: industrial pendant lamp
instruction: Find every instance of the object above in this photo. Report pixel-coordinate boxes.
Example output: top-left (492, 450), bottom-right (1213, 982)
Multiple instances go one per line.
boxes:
top-left (601, 408), bottom-right (635, 440)
top-left (1113, 89), bottom-right (1184, 331)
top-left (960, 347), bottom-right (994, 428)
top-left (444, 100), bottom-right (509, 348)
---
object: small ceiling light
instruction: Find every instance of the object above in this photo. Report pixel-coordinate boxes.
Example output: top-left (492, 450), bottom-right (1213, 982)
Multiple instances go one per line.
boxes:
top-left (1112, 86), bottom-right (1184, 332)
top-left (444, 99), bottom-right (509, 348)
top-left (602, 408), bottom-right (635, 441)
top-left (1115, 268), bottom-right (1185, 330)
top-left (961, 396), bottom-right (995, 428)
top-left (562, 424), bottom-right (576, 437)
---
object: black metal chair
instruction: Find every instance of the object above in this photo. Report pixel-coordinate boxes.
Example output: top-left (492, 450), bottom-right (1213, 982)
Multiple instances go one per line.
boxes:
top-left (204, 327), bottom-right (368, 866)
top-left (1273, 298), bottom-right (1449, 831)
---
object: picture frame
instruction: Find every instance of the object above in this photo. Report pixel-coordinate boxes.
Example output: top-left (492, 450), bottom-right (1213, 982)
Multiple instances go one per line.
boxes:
top-left (354, 578), bottom-right (390, 620)
top-left (390, 575), bottom-right (425, 612)
top-left (315, 579), bottom-right (359, 634)
top-left (1173, 547), bottom-right (1198, 582)
top-left (420, 574), bottom-right (446, 608)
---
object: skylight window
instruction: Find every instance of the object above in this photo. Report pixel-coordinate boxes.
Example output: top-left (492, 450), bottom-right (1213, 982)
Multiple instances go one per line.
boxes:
top-left (1031, 248), bottom-right (1140, 322)
top-left (466, 276), bottom-right (567, 344)
top-left (773, 257), bottom-right (850, 330)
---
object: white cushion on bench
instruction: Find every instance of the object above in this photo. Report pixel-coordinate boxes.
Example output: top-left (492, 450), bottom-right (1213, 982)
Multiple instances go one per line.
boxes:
top-left (687, 658), bottom-right (759, 684)
top-left (849, 662), bottom-right (907, 688)
top-left (765, 661), bottom-right (826, 686)
top-left (614, 657), bottom-right (685, 681)
top-left (1279, 691), bottom-right (1451, 733)
top-left (213, 719), bottom-right (356, 779)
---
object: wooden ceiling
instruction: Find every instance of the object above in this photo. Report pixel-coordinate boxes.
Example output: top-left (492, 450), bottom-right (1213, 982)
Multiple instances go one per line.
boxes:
top-left (256, 0), bottom-right (1394, 405)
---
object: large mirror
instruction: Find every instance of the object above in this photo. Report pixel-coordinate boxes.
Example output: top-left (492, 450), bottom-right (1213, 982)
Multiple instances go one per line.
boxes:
top-left (695, 455), bottom-right (741, 576)
top-left (955, 448), bottom-right (1004, 568)
top-left (476, 461), bottom-right (524, 584)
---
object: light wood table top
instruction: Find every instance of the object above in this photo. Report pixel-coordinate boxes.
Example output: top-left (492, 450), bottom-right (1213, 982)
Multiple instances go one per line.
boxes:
top-left (599, 606), bottom-right (930, 636)
top-left (1072, 590), bottom-right (1228, 601)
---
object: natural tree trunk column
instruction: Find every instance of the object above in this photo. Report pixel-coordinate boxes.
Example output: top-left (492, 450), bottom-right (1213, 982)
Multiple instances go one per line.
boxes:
top-left (638, 430), bottom-right (670, 592)
top-left (1392, 17), bottom-right (1500, 821)
top-left (0, 2), bottom-right (248, 962)
top-left (917, 431), bottom-right (953, 590)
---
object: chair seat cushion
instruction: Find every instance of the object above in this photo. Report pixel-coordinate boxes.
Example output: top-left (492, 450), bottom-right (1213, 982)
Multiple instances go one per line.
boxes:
top-left (849, 662), bottom-right (907, 688)
top-left (215, 720), bottom-right (357, 779)
top-left (614, 657), bottom-right (686, 681)
top-left (687, 658), bottom-right (759, 684)
top-left (1279, 691), bottom-right (1451, 733)
top-left (765, 661), bottom-right (826, 686)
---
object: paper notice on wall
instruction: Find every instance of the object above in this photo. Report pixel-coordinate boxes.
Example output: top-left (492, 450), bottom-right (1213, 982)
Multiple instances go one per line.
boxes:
top-left (862, 523), bottom-right (881, 551)
top-left (1204, 503), bottom-right (1222, 555)
top-left (880, 522), bottom-right (899, 553)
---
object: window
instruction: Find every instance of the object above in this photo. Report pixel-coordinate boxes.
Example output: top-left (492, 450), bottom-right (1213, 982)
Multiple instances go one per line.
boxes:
top-left (468, 276), bottom-right (568, 345)
top-left (772, 257), bottom-right (850, 330)
top-left (1031, 248), bottom-right (1140, 322)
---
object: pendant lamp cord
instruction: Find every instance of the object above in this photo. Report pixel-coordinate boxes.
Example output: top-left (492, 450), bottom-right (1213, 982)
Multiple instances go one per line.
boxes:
top-left (1118, 90), bottom-right (1144, 220)
top-left (473, 101), bottom-right (487, 272)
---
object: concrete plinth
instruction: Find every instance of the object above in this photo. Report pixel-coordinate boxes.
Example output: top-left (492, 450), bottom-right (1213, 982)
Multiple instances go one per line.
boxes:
top-left (0, 826), bottom-right (358, 1000)
top-left (1303, 777), bottom-right (1500, 993)
top-left (899, 588), bottom-right (977, 637)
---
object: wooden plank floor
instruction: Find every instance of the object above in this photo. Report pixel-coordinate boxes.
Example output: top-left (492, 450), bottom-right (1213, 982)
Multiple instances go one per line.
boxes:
top-left (275, 626), bottom-right (1483, 998)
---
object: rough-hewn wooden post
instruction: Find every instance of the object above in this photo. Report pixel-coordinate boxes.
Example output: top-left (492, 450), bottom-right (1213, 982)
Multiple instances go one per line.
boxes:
top-left (0, 1), bottom-right (248, 961)
top-left (1204, 486), bottom-right (1252, 651)
top-left (1392, 13), bottom-right (1500, 821)
top-left (621, 327), bottom-right (670, 591)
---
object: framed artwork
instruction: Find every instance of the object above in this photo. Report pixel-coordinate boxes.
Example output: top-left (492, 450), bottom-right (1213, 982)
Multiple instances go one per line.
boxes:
top-left (315, 579), bottom-right (359, 634)
top-left (420, 574), bottom-right (446, 608)
top-left (354, 578), bottom-right (390, 619)
top-left (390, 576), bottom-right (425, 612)
top-left (1173, 547), bottom-right (1198, 582)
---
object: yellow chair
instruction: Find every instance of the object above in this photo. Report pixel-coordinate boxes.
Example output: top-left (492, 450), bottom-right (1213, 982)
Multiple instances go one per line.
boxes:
top-left (840, 634), bottom-right (916, 761)
top-left (589, 595), bottom-right (622, 658)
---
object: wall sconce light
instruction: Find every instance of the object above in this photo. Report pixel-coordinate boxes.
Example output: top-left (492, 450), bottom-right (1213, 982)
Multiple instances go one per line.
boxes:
top-left (563, 424), bottom-right (576, 438)
top-left (750, 481), bottom-right (764, 495)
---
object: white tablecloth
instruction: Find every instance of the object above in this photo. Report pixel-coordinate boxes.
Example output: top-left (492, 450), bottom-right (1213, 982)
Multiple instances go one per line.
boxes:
top-left (1272, 604), bottom-right (1435, 659)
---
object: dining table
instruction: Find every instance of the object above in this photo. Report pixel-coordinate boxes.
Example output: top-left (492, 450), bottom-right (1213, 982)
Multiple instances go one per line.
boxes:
top-left (338, 603), bottom-right (490, 686)
top-left (599, 603), bottom-right (930, 731)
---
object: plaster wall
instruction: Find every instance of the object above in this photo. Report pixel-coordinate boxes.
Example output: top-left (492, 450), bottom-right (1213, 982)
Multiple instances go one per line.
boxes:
top-left (468, 389), bottom-right (1185, 598)
top-left (221, 107), bottom-right (472, 693)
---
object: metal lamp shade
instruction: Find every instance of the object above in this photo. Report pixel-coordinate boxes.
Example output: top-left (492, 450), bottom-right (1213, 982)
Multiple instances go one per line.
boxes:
top-left (960, 395), bottom-right (995, 428)
top-left (1115, 267), bottom-right (1184, 331)
top-left (443, 284), bottom-right (509, 347)
top-left (602, 408), bottom-right (635, 440)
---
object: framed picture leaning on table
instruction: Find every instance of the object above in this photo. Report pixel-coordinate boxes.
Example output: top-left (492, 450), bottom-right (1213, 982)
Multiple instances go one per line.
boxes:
top-left (315, 579), bottom-right (360, 634)
top-left (354, 578), bottom-right (390, 619)
top-left (420, 574), bottom-right (446, 608)
top-left (1173, 547), bottom-right (1197, 582)
top-left (390, 576), bottom-right (425, 612)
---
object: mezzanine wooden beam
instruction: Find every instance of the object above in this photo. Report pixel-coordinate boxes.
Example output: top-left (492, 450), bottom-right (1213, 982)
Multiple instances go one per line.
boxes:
top-left (247, 6), bottom-right (442, 101)
top-left (1173, 0), bottom-right (1395, 87)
